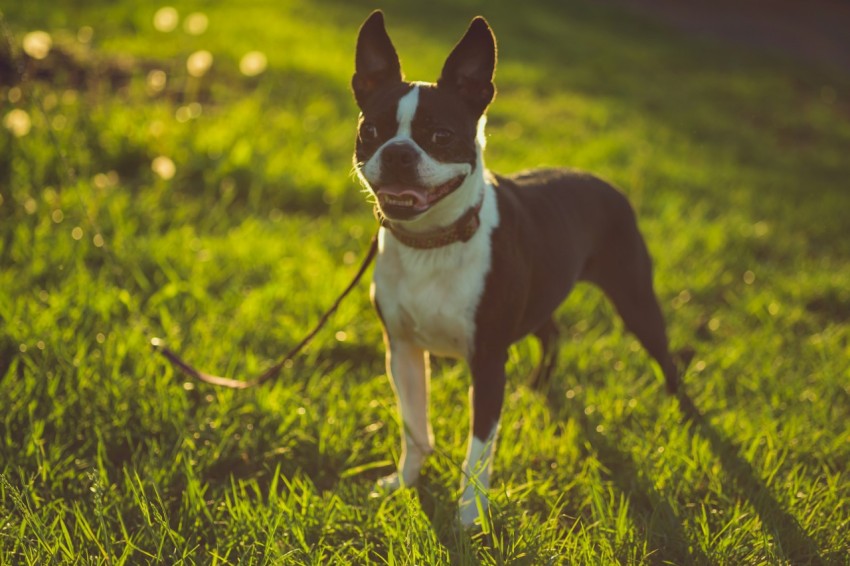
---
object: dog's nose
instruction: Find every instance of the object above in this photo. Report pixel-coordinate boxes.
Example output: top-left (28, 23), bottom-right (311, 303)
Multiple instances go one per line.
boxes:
top-left (382, 142), bottom-right (418, 171)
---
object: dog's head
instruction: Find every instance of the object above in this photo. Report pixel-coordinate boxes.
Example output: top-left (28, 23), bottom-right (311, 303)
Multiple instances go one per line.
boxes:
top-left (352, 11), bottom-right (496, 222)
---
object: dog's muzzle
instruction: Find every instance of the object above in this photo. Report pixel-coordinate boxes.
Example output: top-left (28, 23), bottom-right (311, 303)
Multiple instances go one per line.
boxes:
top-left (373, 175), bottom-right (466, 219)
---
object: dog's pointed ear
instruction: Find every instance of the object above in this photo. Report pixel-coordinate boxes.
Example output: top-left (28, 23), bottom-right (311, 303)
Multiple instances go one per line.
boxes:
top-left (352, 10), bottom-right (403, 108)
top-left (438, 16), bottom-right (497, 115)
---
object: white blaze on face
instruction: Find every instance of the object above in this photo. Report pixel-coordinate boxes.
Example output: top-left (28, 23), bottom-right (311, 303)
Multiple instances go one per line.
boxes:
top-left (395, 85), bottom-right (420, 139)
top-left (359, 82), bottom-right (477, 231)
top-left (360, 85), bottom-right (422, 185)
top-left (368, 82), bottom-right (469, 188)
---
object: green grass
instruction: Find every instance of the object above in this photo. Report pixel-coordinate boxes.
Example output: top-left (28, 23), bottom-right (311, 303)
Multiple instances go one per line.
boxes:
top-left (2, 0), bottom-right (850, 563)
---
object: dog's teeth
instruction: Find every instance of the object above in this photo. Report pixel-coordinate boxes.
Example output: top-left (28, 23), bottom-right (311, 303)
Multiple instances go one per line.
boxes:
top-left (383, 195), bottom-right (416, 206)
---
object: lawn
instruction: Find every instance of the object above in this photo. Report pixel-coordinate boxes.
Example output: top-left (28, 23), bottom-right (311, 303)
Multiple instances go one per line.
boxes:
top-left (2, 0), bottom-right (849, 563)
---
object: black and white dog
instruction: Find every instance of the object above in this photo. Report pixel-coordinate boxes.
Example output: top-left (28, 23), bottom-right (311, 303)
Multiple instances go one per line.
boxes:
top-left (352, 11), bottom-right (678, 527)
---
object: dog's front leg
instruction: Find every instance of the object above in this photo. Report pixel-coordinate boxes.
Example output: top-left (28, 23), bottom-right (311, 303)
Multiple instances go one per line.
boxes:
top-left (459, 350), bottom-right (506, 527)
top-left (376, 338), bottom-right (434, 492)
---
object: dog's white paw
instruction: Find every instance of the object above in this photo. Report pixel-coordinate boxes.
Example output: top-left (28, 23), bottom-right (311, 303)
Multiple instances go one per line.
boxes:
top-left (458, 488), bottom-right (488, 528)
top-left (369, 472), bottom-right (403, 498)
top-left (459, 504), bottom-right (481, 528)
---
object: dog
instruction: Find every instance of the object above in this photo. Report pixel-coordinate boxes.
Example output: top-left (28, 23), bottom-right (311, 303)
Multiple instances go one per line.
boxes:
top-left (352, 11), bottom-right (679, 527)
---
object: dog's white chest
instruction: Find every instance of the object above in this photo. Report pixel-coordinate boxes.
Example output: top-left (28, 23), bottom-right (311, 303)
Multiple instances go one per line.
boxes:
top-left (372, 187), bottom-right (497, 359)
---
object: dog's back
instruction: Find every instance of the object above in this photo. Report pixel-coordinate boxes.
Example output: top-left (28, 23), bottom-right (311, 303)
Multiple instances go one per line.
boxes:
top-left (479, 168), bottom-right (648, 344)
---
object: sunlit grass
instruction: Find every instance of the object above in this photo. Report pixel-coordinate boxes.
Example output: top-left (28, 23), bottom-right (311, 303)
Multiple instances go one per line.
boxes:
top-left (2, 0), bottom-right (850, 563)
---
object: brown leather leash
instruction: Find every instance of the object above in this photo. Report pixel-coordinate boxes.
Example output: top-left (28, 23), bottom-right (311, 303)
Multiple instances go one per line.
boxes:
top-left (152, 232), bottom-right (379, 388)
top-left (153, 192), bottom-right (486, 388)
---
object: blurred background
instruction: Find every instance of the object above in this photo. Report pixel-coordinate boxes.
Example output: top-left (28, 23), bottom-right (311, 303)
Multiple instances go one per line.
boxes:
top-left (3, 0), bottom-right (848, 232)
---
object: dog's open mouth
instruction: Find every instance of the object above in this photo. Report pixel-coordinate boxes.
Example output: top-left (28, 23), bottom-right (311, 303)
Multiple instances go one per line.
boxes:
top-left (374, 175), bottom-right (466, 218)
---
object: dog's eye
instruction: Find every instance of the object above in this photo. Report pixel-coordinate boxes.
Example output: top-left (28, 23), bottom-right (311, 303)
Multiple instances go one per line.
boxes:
top-left (360, 122), bottom-right (378, 142)
top-left (431, 128), bottom-right (454, 146)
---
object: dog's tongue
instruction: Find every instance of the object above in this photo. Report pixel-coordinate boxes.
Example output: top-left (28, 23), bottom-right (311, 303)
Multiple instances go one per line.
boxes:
top-left (376, 186), bottom-right (430, 210)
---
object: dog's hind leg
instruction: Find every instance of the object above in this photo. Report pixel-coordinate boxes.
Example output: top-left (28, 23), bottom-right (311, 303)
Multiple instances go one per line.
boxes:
top-left (528, 317), bottom-right (560, 390)
top-left (584, 229), bottom-right (679, 393)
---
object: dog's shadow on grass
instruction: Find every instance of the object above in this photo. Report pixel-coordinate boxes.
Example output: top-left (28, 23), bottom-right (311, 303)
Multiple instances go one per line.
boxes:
top-left (674, 390), bottom-right (825, 565)
top-left (545, 376), bottom-right (825, 565)
top-left (546, 384), bottom-right (711, 565)
top-left (187, 352), bottom-right (821, 563)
